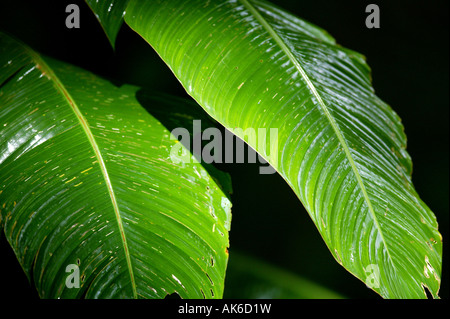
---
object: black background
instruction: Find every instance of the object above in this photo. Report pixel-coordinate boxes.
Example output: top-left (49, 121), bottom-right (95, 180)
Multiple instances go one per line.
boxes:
top-left (0, 0), bottom-right (448, 300)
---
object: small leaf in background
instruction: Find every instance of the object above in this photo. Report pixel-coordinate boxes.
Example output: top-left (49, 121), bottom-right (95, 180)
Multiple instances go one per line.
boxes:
top-left (85, 0), bottom-right (129, 48)
top-left (225, 251), bottom-right (344, 299)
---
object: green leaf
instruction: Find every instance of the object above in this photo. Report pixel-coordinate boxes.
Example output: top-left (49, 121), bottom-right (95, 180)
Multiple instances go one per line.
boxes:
top-left (0, 32), bottom-right (232, 299)
top-left (225, 251), bottom-right (344, 299)
top-left (85, 0), bottom-right (129, 48)
top-left (89, 0), bottom-right (442, 298)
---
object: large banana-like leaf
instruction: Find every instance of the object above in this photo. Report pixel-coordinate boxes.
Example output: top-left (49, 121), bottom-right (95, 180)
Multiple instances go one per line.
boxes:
top-left (0, 32), bottom-right (232, 299)
top-left (88, 0), bottom-right (442, 298)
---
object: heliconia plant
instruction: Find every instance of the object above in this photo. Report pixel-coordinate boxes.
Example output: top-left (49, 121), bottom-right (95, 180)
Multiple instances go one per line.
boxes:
top-left (0, 0), bottom-right (443, 299)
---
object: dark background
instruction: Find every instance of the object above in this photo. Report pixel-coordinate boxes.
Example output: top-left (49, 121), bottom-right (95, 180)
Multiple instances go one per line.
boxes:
top-left (0, 0), bottom-right (448, 299)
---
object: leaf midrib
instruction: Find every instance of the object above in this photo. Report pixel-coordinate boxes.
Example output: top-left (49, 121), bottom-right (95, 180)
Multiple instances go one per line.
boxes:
top-left (27, 50), bottom-right (138, 298)
top-left (238, 0), bottom-right (394, 266)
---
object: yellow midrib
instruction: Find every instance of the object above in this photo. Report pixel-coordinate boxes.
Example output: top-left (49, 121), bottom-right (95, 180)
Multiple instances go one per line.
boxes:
top-left (29, 52), bottom-right (138, 298)
top-left (238, 0), bottom-right (394, 265)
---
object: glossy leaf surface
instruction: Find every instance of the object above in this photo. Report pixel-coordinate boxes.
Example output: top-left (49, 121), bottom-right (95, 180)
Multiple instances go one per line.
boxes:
top-left (0, 32), bottom-right (232, 299)
top-left (88, 0), bottom-right (443, 298)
